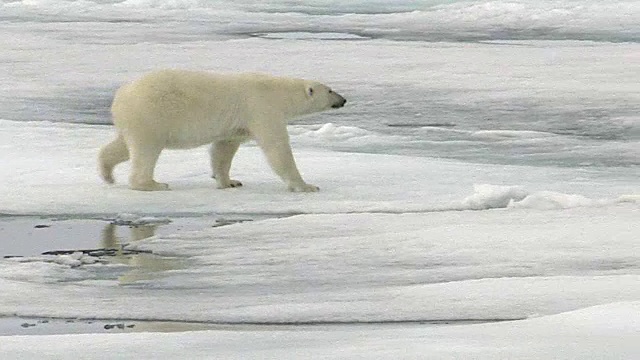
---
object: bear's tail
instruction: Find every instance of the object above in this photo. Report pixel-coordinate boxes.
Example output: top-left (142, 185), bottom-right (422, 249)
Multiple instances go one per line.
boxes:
top-left (98, 134), bottom-right (129, 184)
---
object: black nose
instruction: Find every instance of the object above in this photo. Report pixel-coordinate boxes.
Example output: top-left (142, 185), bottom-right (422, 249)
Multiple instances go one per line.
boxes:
top-left (332, 97), bottom-right (347, 108)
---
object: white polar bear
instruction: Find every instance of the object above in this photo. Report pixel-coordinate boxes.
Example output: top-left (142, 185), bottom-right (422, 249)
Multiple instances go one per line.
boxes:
top-left (98, 69), bottom-right (346, 192)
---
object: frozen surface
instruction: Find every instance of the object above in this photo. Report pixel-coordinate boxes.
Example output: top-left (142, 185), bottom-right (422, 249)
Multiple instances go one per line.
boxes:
top-left (0, 119), bottom-right (636, 217)
top-left (1, 1), bottom-right (639, 357)
top-left (1, 203), bottom-right (638, 322)
top-left (0, 302), bottom-right (639, 359)
top-left (1, 0), bottom-right (639, 42)
top-left (1, 33), bottom-right (639, 168)
top-left (0, 120), bottom-right (638, 328)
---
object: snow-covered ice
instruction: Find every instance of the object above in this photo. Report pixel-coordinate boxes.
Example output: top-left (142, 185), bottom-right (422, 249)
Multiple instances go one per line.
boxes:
top-left (1, 303), bottom-right (639, 359)
top-left (0, 120), bottom-right (636, 216)
top-left (1, 0), bottom-right (639, 357)
top-left (3, 203), bottom-right (638, 322)
top-left (0, 120), bottom-right (638, 358)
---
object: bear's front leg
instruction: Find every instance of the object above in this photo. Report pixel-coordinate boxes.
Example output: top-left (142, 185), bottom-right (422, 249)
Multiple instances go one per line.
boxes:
top-left (210, 140), bottom-right (243, 189)
top-left (251, 121), bottom-right (319, 192)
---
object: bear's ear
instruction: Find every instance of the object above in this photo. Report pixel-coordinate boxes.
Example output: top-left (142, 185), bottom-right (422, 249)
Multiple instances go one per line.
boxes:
top-left (306, 86), bottom-right (314, 98)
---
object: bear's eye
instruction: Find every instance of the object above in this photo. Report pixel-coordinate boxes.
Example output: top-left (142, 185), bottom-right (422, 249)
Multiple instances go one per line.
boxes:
top-left (308, 87), bottom-right (314, 96)
top-left (329, 89), bottom-right (334, 94)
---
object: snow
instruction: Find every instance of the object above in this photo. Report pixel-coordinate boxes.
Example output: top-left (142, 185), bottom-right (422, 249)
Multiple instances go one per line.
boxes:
top-left (3, 204), bottom-right (637, 321)
top-left (0, 120), bottom-right (636, 216)
top-left (461, 184), bottom-right (528, 210)
top-left (110, 213), bottom-right (172, 226)
top-left (253, 32), bottom-right (370, 40)
top-left (0, 1), bottom-right (638, 356)
top-left (2, 36), bottom-right (638, 168)
top-left (0, 121), bottom-right (638, 357)
top-left (1, 302), bottom-right (639, 359)
top-left (2, 0), bottom-right (639, 42)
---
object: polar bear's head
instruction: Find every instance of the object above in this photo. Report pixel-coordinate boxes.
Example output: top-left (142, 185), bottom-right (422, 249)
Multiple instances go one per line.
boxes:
top-left (302, 81), bottom-right (347, 114)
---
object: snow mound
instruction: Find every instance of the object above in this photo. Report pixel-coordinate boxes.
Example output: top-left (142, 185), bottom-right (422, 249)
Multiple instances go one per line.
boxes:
top-left (461, 184), bottom-right (529, 210)
top-left (289, 123), bottom-right (405, 150)
top-left (618, 194), bottom-right (640, 203)
top-left (460, 184), bottom-right (639, 211)
top-left (511, 191), bottom-right (601, 210)
top-left (292, 123), bottom-right (373, 140)
top-left (526, 301), bottom-right (640, 335)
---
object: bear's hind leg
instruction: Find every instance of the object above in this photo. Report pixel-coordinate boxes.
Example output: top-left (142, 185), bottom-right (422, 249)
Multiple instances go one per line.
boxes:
top-left (210, 140), bottom-right (243, 188)
top-left (128, 143), bottom-right (169, 191)
top-left (98, 134), bottom-right (129, 184)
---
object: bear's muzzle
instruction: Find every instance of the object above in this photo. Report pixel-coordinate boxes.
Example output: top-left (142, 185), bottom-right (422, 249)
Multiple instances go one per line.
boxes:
top-left (332, 94), bottom-right (347, 108)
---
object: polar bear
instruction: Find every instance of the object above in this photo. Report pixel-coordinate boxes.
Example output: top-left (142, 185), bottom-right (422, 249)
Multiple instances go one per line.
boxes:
top-left (98, 69), bottom-right (346, 192)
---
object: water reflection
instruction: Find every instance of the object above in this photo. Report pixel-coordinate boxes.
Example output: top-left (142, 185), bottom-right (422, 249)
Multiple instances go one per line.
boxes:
top-left (100, 223), bottom-right (185, 285)
top-left (100, 222), bottom-right (157, 247)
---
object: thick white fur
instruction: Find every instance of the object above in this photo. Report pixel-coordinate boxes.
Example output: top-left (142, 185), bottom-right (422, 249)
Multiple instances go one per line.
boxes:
top-left (98, 69), bottom-right (346, 191)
